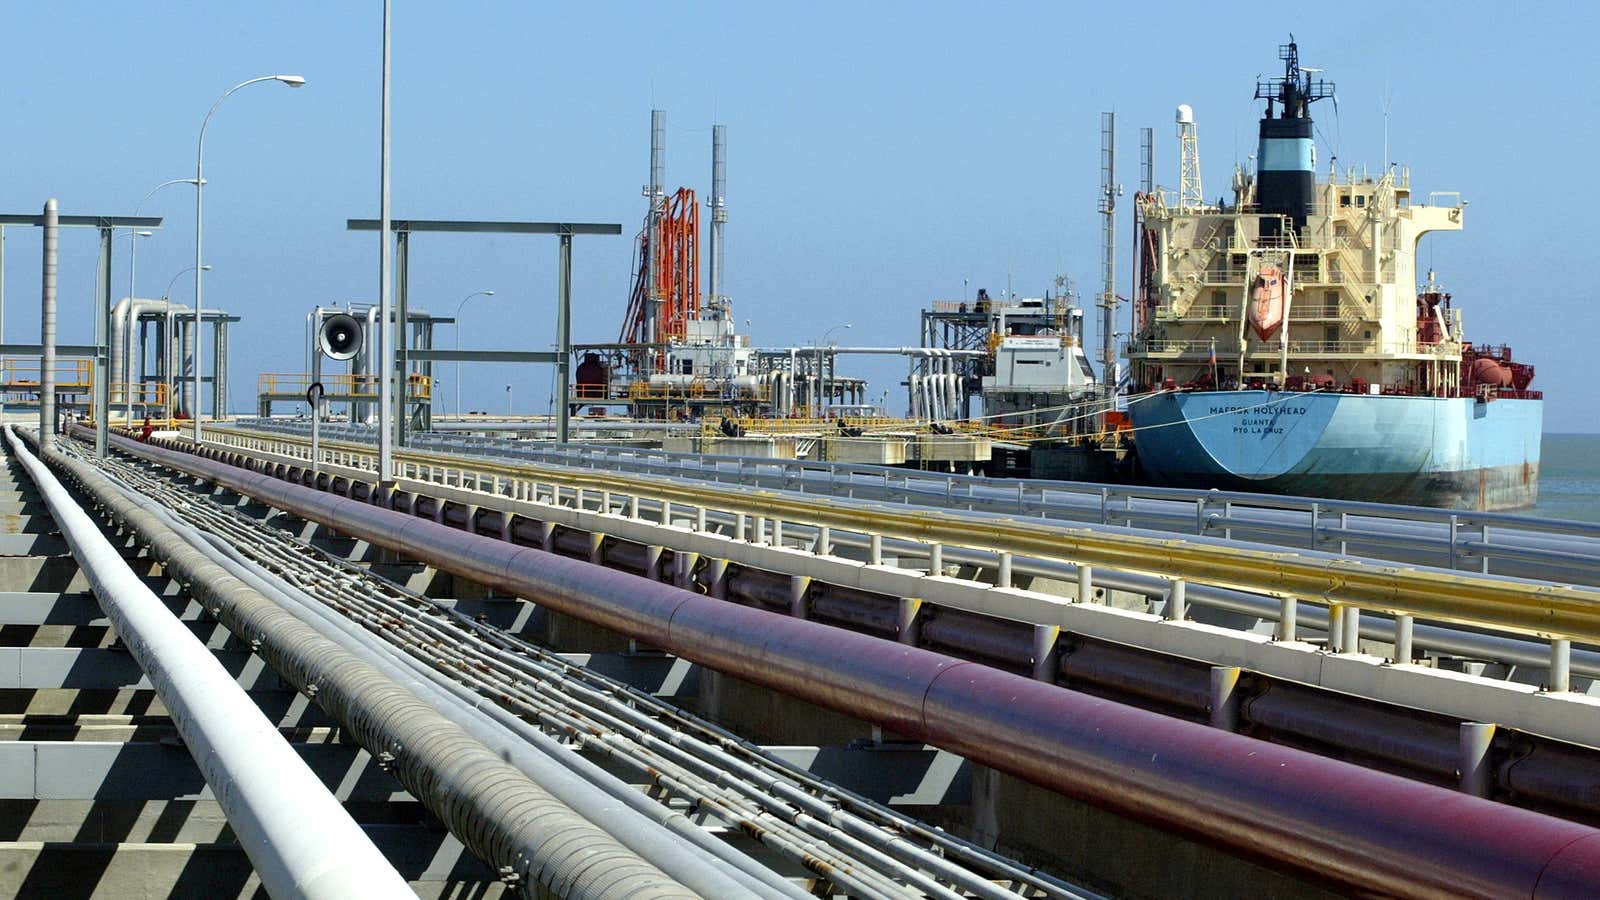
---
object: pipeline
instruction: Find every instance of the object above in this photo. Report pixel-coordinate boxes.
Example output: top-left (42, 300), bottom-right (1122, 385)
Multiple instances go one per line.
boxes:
top-left (112, 427), bottom-right (1600, 898)
top-left (30, 428), bottom-right (697, 900)
top-left (5, 428), bottom-right (413, 899)
top-left (68, 441), bottom-right (795, 899)
top-left (79, 433), bottom-right (1082, 899)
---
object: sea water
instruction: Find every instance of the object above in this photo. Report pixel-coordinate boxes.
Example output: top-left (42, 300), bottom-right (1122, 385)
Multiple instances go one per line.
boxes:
top-left (1532, 434), bottom-right (1600, 523)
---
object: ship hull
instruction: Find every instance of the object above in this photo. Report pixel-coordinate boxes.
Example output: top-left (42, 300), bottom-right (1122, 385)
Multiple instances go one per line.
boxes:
top-left (1128, 391), bottom-right (1542, 511)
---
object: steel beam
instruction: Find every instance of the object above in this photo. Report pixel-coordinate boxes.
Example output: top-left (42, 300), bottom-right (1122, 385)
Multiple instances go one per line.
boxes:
top-left (0, 214), bottom-right (164, 228)
top-left (346, 219), bottom-right (621, 235)
top-left (405, 349), bottom-right (560, 363)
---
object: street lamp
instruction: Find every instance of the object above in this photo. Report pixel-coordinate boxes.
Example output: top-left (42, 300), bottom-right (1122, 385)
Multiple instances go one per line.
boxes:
top-left (127, 178), bottom-right (201, 421)
top-left (162, 265), bottom-right (210, 419)
top-left (505, 383), bottom-right (513, 417)
top-left (114, 229), bottom-right (153, 417)
top-left (193, 73), bottom-right (305, 443)
top-left (809, 324), bottom-right (851, 418)
top-left (452, 290), bottom-right (495, 416)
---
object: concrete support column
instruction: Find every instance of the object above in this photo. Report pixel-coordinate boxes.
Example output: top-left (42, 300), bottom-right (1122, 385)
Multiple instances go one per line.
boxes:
top-left (673, 551), bottom-right (699, 590)
top-left (896, 597), bottom-right (922, 645)
top-left (1459, 722), bottom-right (1496, 798)
top-left (1209, 666), bottom-right (1242, 731)
top-left (1393, 614), bottom-right (1414, 664)
top-left (706, 559), bottom-right (730, 600)
top-left (1030, 625), bottom-right (1059, 682)
top-left (1341, 606), bottom-right (1361, 654)
top-left (788, 576), bottom-right (810, 619)
top-left (1551, 639), bottom-right (1572, 693)
top-left (1166, 579), bottom-right (1186, 621)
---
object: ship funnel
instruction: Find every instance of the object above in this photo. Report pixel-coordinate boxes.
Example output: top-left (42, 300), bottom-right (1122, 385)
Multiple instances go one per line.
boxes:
top-left (1254, 40), bottom-right (1334, 238)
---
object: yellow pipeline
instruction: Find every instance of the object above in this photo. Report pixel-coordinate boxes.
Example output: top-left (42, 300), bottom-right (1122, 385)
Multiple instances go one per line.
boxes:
top-left (205, 425), bottom-right (1600, 643)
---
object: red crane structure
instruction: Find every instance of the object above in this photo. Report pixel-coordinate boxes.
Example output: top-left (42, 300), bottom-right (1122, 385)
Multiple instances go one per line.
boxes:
top-left (619, 186), bottom-right (699, 370)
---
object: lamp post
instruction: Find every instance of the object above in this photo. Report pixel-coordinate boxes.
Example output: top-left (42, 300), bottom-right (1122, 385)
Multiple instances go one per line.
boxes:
top-left (505, 383), bottom-right (512, 417)
top-left (115, 229), bottom-right (153, 419)
top-left (452, 289), bottom-right (495, 416)
top-left (193, 74), bottom-right (305, 444)
top-left (127, 178), bottom-right (201, 422)
top-left (814, 323), bottom-right (851, 416)
top-left (162, 265), bottom-right (210, 420)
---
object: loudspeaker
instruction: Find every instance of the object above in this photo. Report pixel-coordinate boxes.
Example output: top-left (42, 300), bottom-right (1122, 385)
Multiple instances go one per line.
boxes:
top-left (318, 313), bottom-right (363, 361)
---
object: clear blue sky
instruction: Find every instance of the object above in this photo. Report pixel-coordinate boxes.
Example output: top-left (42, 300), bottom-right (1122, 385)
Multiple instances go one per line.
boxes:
top-left (5, 1), bottom-right (1595, 431)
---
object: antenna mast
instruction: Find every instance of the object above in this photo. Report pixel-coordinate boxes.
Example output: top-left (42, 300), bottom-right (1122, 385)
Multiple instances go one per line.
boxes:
top-left (1177, 104), bottom-right (1202, 209)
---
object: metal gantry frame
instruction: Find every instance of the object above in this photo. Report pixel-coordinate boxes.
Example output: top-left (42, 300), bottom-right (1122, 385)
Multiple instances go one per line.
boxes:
top-left (345, 218), bottom-right (621, 447)
top-left (0, 212), bottom-right (165, 457)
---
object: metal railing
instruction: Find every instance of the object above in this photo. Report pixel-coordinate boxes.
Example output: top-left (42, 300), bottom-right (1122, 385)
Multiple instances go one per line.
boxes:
top-left (2, 358), bottom-right (93, 388)
top-left (204, 422), bottom-right (1600, 669)
top-left (258, 371), bottom-right (432, 400)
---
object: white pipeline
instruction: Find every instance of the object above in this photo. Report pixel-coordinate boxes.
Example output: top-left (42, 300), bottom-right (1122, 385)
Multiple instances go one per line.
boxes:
top-left (5, 427), bottom-right (412, 899)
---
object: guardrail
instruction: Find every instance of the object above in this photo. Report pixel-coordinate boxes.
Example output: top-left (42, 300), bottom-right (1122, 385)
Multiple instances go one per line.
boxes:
top-left (258, 372), bottom-right (433, 400)
top-left (202, 422), bottom-right (1600, 683)
top-left (229, 418), bottom-right (1600, 588)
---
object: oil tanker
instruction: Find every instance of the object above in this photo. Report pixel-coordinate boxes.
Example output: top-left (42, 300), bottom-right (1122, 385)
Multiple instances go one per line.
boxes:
top-left (1124, 40), bottom-right (1541, 510)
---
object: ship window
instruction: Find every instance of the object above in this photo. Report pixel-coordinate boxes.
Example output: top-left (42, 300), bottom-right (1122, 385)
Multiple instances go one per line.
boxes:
top-left (1364, 330), bottom-right (1373, 339)
top-left (1355, 195), bottom-right (1367, 208)
top-left (1340, 194), bottom-right (1352, 207)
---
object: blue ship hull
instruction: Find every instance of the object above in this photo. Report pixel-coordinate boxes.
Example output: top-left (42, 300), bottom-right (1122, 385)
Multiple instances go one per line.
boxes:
top-left (1128, 391), bottom-right (1542, 510)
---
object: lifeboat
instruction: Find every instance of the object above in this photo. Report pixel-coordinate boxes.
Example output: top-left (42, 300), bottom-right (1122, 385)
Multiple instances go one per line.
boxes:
top-left (1249, 264), bottom-right (1286, 340)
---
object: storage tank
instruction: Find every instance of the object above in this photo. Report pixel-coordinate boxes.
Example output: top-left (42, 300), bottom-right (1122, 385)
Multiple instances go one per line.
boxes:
top-left (1469, 357), bottom-right (1513, 388)
top-left (574, 353), bottom-right (608, 399)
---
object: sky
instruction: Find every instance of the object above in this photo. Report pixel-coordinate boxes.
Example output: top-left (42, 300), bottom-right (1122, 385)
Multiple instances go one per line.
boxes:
top-left (4, 1), bottom-right (1596, 431)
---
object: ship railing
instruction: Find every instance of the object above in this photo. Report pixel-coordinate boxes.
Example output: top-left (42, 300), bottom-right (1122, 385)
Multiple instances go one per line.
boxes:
top-left (1286, 340), bottom-right (1380, 354)
top-left (1173, 305), bottom-right (1233, 320)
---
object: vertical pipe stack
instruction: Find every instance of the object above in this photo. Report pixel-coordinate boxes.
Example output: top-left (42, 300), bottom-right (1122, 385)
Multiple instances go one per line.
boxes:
top-left (377, 0), bottom-right (394, 483)
top-left (708, 124), bottom-right (727, 305)
top-left (557, 234), bottom-right (572, 444)
top-left (1098, 111), bottom-right (1118, 393)
top-left (39, 199), bottom-right (58, 450)
top-left (214, 320), bottom-right (228, 418)
top-left (645, 109), bottom-right (666, 345)
top-left (181, 319), bottom-right (195, 417)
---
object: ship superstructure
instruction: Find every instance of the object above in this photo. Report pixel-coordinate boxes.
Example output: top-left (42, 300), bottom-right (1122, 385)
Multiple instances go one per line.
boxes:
top-left (918, 287), bottom-right (1099, 432)
top-left (1126, 40), bottom-right (1542, 510)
